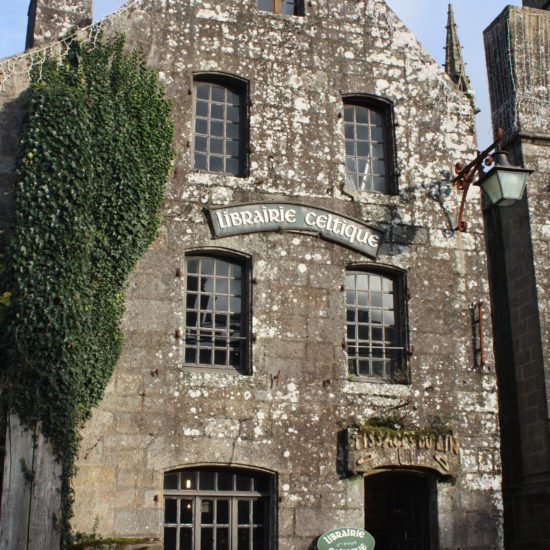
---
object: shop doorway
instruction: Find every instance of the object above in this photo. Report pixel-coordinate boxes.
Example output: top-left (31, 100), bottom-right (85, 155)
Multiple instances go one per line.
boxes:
top-left (364, 471), bottom-right (434, 550)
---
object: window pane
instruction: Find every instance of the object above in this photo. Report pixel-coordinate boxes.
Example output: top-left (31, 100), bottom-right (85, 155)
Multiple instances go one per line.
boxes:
top-left (199, 348), bottom-right (212, 364)
top-left (226, 157), bottom-right (240, 176)
top-left (185, 347), bottom-right (196, 364)
top-left (371, 126), bottom-right (384, 141)
top-left (181, 499), bottom-right (193, 524)
top-left (280, 0), bottom-right (296, 15)
top-left (238, 500), bottom-right (250, 524)
top-left (237, 474), bottom-right (252, 491)
top-left (255, 475), bottom-right (270, 493)
top-left (216, 260), bottom-right (229, 276)
top-left (211, 103), bottom-right (225, 120)
top-left (194, 153), bottom-right (207, 171)
top-left (164, 472), bottom-right (178, 490)
top-left (231, 264), bottom-right (242, 278)
top-left (357, 141), bottom-right (370, 157)
top-left (210, 121), bottom-right (224, 137)
top-left (165, 499), bottom-right (177, 523)
top-left (210, 156), bottom-right (224, 172)
top-left (195, 118), bottom-right (208, 135)
top-left (227, 105), bottom-right (240, 122)
top-left (196, 100), bottom-right (209, 118)
top-left (201, 527), bottom-right (214, 550)
top-left (356, 107), bottom-right (369, 124)
top-left (214, 349), bottom-right (227, 366)
top-left (211, 86), bottom-right (226, 103)
top-left (230, 349), bottom-right (241, 367)
top-left (217, 500), bottom-right (230, 524)
top-left (210, 138), bottom-right (224, 155)
top-left (226, 122), bottom-right (240, 139)
top-left (238, 528), bottom-right (250, 549)
top-left (196, 84), bottom-right (210, 99)
top-left (218, 471), bottom-right (233, 491)
top-left (200, 471), bottom-right (216, 490)
top-left (227, 89), bottom-right (240, 105)
top-left (253, 500), bottom-right (265, 524)
top-left (202, 500), bottom-right (214, 524)
top-left (164, 527), bottom-right (177, 550)
top-left (181, 472), bottom-right (197, 490)
top-left (357, 125), bottom-right (370, 140)
top-left (226, 140), bottom-right (240, 157)
top-left (344, 106), bottom-right (354, 122)
top-left (359, 360), bottom-right (371, 376)
top-left (217, 528), bottom-right (230, 550)
top-left (181, 528), bottom-right (193, 550)
top-left (253, 527), bottom-right (266, 546)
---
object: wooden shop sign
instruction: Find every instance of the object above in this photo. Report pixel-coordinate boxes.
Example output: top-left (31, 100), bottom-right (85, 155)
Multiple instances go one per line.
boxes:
top-left (317, 527), bottom-right (375, 550)
top-left (346, 427), bottom-right (460, 477)
top-left (206, 203), bottom-right (384, 259)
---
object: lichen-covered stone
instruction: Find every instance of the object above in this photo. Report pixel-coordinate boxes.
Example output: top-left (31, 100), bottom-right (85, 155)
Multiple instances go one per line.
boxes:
top-left (0, 1), bottom-right (504, 548)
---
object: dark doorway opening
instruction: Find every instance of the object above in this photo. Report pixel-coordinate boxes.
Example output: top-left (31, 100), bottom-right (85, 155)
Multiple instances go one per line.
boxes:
top-left (364, 471), bottom-right (434, 550)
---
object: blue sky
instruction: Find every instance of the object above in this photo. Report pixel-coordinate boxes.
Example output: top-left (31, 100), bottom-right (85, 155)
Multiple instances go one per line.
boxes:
top-left (0, 0), bottom-right (515, 144)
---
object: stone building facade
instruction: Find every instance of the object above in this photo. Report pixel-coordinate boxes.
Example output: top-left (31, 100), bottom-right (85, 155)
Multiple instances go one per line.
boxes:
top-left (0, 1), bottom-right (506, 549)
top-left (484, 3), bottom-right (550, 549)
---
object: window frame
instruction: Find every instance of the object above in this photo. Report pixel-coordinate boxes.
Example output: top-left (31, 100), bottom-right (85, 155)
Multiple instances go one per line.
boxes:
top-left (181, 250), bottom-right (252, 375)
top-left (257, 0), bottom-right (305, 16)
top-left (192, 73), bottom-right (249, 178)
top-left (342, 94), bottom-right (398, 196)
top-left (345, 266), bottom-right (409, 383)
top-left (163, 467), bottom-right (276, 550)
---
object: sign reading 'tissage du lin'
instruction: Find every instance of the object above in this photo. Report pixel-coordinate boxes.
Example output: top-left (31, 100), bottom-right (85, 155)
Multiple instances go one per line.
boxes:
top-left (206, 203), bottom-right (385, 259)
top-left (317, 527), bottom-right (375, 550)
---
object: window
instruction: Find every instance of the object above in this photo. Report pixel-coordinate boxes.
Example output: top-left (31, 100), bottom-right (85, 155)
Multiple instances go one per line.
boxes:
top-left (257, 0), bottom-right (304, 16)
top-left (343, 97), bottom-right (396, 194)
top-left (346, 270), bottom-right (407, 381)
top-left (193, 79), bottom-right (246, 176)
top-left (164, 467), bottom-right (274, 550)
top-left (183, 255), bottom-right (249, 372)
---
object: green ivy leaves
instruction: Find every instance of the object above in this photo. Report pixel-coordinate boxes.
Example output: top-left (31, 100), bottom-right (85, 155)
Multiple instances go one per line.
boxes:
top-left (3, 33), bottom-right (173, 546)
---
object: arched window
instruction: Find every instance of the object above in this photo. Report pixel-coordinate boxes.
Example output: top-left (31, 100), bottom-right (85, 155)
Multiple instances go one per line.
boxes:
top-left (193, 78), bottom-right (248, 176)
top-left (164, 467), bottom-right (275, 549)
top-left (183, 254), bottom-right (250, 373)
top-left (346, 269), bottom-right (408, 381)
top-left (343, 96), bottom-right (397, 194)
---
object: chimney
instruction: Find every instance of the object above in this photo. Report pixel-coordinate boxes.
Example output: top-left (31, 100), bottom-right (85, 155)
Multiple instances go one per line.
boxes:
top-left (522, 0), bottom-right (550, 9)
top-left (26, 0), bottom-right (93, 50)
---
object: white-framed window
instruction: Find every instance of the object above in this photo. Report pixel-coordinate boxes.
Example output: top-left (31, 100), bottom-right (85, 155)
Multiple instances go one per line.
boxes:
top-left (183, 255), bottom-right (249, 373)
top-left (164, 467), bottom-right (274, 550)
top-left (193, 80), bottom-right (246, 176)
top-left (343, 96), bottom-right (397, 195)
top-left (346, 270), bottom-right (407, 381)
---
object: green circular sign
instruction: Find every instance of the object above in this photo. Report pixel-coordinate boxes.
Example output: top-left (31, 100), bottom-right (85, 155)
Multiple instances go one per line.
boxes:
top-left (317, 527), bottom-right (375, 550)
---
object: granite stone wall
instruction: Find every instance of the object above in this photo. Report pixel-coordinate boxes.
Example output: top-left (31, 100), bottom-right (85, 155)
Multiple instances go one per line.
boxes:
top-left (0, 1), bottom-right (505, 548)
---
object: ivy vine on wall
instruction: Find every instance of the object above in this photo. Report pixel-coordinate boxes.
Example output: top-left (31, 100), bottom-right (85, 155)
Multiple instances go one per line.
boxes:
top-left (1, 33), bottom-right (173, 546)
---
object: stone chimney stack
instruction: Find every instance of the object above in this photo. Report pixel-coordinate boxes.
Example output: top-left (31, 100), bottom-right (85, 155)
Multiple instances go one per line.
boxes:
top-left (26, 0), bottom-right (93, 50)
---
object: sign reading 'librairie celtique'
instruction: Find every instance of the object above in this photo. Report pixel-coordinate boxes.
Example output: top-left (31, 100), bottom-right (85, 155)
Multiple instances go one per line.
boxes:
top-left (206, 203), bottom-right (384, 259)
top-left (317, 527), bottom-right (375, 550)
